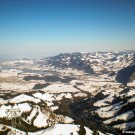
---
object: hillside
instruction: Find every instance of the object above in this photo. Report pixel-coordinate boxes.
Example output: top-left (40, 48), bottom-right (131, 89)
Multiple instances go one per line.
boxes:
top-left (0, 51), bottom-right (135, 134)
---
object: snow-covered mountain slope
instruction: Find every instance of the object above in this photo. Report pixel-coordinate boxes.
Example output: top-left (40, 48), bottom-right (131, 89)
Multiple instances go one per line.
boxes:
top-left (0, 51), bottom-right (135, 134)
top-left (0, 124), bottom-right (94, 135)
top-left (0, 89), bottom-right (105, 134)
top-left (38, 51), bottom-right (135, 75)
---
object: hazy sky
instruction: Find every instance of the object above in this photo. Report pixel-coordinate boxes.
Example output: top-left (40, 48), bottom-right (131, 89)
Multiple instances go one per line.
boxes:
top-left (0, 0), bottom-right (135, 54)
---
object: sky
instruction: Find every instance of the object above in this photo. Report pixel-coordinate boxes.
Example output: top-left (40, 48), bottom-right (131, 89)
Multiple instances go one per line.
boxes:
top-left (0, 0), bottom-right (135, 55)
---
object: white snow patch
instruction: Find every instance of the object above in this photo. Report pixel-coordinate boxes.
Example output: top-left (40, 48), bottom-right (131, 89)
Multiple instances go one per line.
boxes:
top-left (18, 103), bottom-right (31, 113)
top-left (0, 69), bottom-right (22, 77)
top-left (104, 110), bottom-right (135, 124)
top-left (65, 93), bottom-right (72, 99)
top-left (10, 94), bottom-right (40, 103)
top-left (0, 98), bottom-right (8, 104)
top-left (29, 124), bottom-right (93, 135)
top-left (26, 108), bottom-right (37, 124)
top-left (64, 116), bottom-right (74, 124)
top-left (33, 108), bottom-right (48, 128)
top-left (113, 121), bottom-right (135, 130)
top-left (95, 108), bottom-right (121, 119)
top-left (55, 93), bottom-right (66, 101)
top-left (42, 84), bottom-right (79, 93)
top-left (51, 106), bottom-right (59, 111)
top-left (33, 92), bottom-right (55, 106)
top-left (0, 83), bottom-right (36, 91)
top-left (33, 92), bottom-right (55, 102)
top-left (128, 97), bottom-right (135, 103)
top-left (0, 103), bottom-right (31, 118)
top-left (74, 93), bottom-right (87, 97)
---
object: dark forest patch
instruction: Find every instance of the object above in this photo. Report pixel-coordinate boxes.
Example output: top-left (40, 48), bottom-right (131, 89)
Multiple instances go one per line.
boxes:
top-left (24, 75), bottom-right (77, 83)
top-left (33, 83), bottom-right (50, 89)
top-left (116, 64), bottom-right (135, 85)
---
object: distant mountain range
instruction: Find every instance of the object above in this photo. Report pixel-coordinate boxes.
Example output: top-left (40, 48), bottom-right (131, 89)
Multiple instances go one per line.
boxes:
top-left (37, 51), bottom-right (135, 77)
